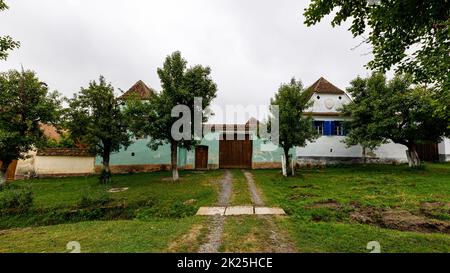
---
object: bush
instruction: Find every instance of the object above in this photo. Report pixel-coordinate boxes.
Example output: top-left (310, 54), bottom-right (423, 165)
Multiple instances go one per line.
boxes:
top-left (0, 186), bottom-right (34, 212)
top-left (78, 192), bottom-right (112, 208)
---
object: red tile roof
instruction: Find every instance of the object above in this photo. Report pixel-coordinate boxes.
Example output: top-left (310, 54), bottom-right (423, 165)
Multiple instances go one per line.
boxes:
top-left (37, 148), bottom-right (93, 157)
top-left (307, 77), bottom-right (345, 95)
top-left (120, 80), bottom-right (155, 100)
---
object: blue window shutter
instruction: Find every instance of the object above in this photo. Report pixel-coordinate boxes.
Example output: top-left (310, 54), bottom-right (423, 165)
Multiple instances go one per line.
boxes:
top-left (324, 121), bottom-right (332, 136)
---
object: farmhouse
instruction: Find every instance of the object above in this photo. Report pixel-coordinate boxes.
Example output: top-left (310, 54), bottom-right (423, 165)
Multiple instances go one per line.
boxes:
top-left (8, 77), bottom-right (449, 178)
top-left (97, 77), bottom-right (450, 173)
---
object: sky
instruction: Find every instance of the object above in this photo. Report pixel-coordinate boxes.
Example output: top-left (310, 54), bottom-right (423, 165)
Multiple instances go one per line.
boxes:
top-left (0, 0), bottom-right (375, 123)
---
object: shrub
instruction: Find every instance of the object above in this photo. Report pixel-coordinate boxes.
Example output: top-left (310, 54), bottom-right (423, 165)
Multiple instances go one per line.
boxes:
top-left (0, 186), bottom-right (34, 212)
top-left (78, 192), bottom-right (112, 208)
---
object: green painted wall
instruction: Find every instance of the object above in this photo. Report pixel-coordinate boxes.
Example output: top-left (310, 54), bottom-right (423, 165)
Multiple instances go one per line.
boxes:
top-left (252, 134), bottom-right (295, 162)
top-left (95, 138), bottom-right (187, 166)
top-left (96, 132), bottom-right (292, 168)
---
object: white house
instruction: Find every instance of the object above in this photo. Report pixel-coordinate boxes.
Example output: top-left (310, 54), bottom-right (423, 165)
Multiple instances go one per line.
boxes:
top-left (296, 77), bottom-right (449, 164)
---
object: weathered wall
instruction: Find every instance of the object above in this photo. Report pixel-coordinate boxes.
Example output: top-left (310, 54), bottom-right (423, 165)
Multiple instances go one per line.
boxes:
top-left (34, 156), bottom-right (95, 176)
top-left (296, 136), bottom-right (408, 164)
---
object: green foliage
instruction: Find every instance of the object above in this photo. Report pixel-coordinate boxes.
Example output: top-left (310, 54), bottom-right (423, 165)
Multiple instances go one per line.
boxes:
top-left (270, 78), bottom-right (319, 175)
top-left (65, 76), bottom-right (131, 183)
top-left (0, 1), bottom-right (20, 61)
top-left (343, 73), bottom-right (449, 167)
top-left (78, 192), bottom-right (112, 209)
top-left (125, 51), bottom-right (217, 180)
top-left (45, 132), bottom-right (76, 148)
top-left (304, 0), bottom-right (450, 88)
top-left (0, 186), bottom-right (33, 212)
top-left (0, 69), bottom-right (61, 181)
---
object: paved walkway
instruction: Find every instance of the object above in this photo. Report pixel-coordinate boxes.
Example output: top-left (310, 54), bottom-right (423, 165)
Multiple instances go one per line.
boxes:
top-left (196, 206), bottom-right (285, 216)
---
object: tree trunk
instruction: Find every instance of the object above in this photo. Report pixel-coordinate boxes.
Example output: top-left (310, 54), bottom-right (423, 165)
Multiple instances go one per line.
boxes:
top-left (283, 147), bottom-right (292, 177)
top-left (170, 141), bottom-right (179, 181)
top-left (0, 160), bottom-right (11, 186)
top-left (362, 146), bottom-right (367, 164)
top-left (406, 144), bottom-right (421, 168)
top-left (101, 147), bottom-right (111, 184)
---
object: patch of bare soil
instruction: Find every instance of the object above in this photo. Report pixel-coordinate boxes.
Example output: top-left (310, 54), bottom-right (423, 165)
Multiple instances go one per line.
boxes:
top-left (308, 199), bottom-right (341, 209)
top-left (288, 192), bottom-right (317, 200)
top-left (260, 215), bottom-right (297, 253)
top-left (350, 207), bottom-right (450, 234)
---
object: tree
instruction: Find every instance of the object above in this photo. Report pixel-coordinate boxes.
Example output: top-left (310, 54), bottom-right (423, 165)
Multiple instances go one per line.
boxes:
top-left (125, 51), bottom-right (217, 181)
top-left (65, 76), bottom-right (131, 183)
top-left (0, 69), bottom-right (61, 185)
top-left (341, 76), bottom-right (384, 163)
top-left (304, 0), bottom-right (450, 88)
top-left (343, 73), bottom-right (450, 167)
top-left (0, 1), bottom-right (20, 60)
top-left (270, 78), bottom-right (319, 176)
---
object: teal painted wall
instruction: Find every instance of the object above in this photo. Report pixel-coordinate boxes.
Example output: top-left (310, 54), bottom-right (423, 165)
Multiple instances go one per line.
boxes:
top-left (95, 138), bottom-right (187, 167)
top-left (251, 133), bottom-right (295, 163)
top-left (97, 132), bottom-right (290, 168)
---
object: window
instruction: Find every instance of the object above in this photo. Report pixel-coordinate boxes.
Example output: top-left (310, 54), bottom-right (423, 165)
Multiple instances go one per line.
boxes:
top-left (314, 121), bottom-right (324, 135)
top-left (314, 120), bottom-right (346, 136)
top-left (333, 121), bottom-right (345, 136)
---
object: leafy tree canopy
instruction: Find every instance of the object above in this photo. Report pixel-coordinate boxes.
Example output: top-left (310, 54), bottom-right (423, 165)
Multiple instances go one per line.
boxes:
top-left (343, 73), bottom-right (450, 167)
top-left (304, 0), bottom-right (450, 88)
top-left (125, 51), bottom-right (217, 181)
top-left (0, 69), bottom-right (61, 183)
top-left (0, 1), bottom-right (20, 60)
top-left (65, 76), bottom-right (131, 182)
top-left (270, 78), bottom-right (319, 175)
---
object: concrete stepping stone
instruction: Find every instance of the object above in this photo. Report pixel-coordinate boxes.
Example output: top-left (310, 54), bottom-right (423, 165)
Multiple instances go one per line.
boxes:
top-left (196, 206), bottom-right (287, 216)
top-left (255, 207), bottom-right (286, 215)
top-left (196, 207), bottom-right (226, 216)
top-left (225, 206), bottom-right (254, 216)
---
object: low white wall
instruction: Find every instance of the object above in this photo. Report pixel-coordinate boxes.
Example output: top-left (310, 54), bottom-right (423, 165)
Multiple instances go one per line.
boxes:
top-left (438, 138), bottom-right (450, 162)
top-left (296, 136), bottom-right (408, 162)
top-left (34, 156), bottom-right (95, 176)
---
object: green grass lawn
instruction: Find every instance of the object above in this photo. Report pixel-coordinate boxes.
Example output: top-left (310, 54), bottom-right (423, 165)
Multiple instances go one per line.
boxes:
top-left (251, 163), bottom-right (450, 253)
top-left (0, 170), bottom-right (223, 252)
top-left (229, 170), bottom-right (253, 205)
top-left (3, 170), bottom-right (223, 210)
top-left (0, 218), bottom-right (199, 253)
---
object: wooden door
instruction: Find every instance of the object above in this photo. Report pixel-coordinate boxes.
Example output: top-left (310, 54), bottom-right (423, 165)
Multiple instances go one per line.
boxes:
top-left (219, 134), bottom-right (252, 169)
top-left (0, 160), bottom-right (18, 181)
top-left (416, 143), bottom-right (439, 162)
top-left (195, 146), bottom-right (208, 169)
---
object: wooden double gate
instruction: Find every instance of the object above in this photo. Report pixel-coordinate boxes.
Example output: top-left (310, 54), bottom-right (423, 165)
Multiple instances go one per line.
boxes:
top-left (219, 133), bottom-right (252, 169)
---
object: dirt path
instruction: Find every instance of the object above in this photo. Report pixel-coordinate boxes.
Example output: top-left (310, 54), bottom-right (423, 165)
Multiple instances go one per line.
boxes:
top-left (242, 170), bottom-right (297, 253)
top-left (198, 170), bottom-right (232, 253)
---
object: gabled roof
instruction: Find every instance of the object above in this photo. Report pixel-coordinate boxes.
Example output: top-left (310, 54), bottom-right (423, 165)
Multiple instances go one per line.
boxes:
top-left (120, 80), bottom-right (155, 100)
top-left (307, 77), bottom-right (345, 95)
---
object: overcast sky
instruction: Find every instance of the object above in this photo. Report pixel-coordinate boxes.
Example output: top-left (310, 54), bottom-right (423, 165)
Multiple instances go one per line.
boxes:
top-left (1, 0), bottom-right (375, 123)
